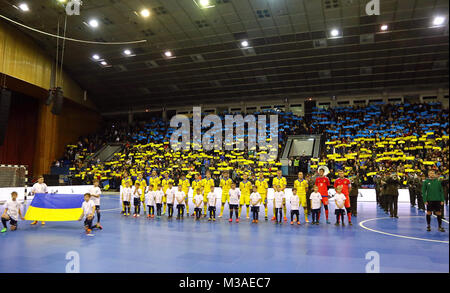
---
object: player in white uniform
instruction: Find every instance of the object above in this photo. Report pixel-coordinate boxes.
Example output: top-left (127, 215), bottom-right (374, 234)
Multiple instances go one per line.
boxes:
top-left (193, 188), bottom-right (203, 220)
top-left (121, 182), bottom-right (132, 216)
top-left (79, 193), bottom-right (96, 234)
top-left (206, 186), bottom-right (217, 221)
top-left (166, 182), bottom-right (175, 218)
top-left (154, 185), bottom-right (164, 218)
top-left (175, 185), bottom-right (186, 220)
top-left (132, 182), bottom-right (143, 217)
top-left (273, 185), bottom-right (285, 224)
top-left (146, 184), bottom-right (156, 218)
top-left (30, 176), bottom-right (48, 226)
top-left (228, 183), bottom-right (241, 223)
top-left (334, 185), bottom-right (347, 226)
top-left (88, 179), bottom-right (102, 229)
top-left (249, 186), bottom-right (261, 223)
top-left (310, 185), bottom-right (323, 225)
top-left (1, 192), bottom-right (24, 233)
top-left (290, 188), bottom-right (301, 225)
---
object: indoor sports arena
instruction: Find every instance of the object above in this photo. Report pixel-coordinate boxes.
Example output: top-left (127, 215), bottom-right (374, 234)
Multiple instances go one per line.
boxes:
top-left (0, 0), bottom-right (448, 278)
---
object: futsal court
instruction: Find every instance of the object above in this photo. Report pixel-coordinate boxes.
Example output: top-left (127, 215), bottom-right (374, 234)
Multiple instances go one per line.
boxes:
top-left (1, 196), bottom-right (447, 273)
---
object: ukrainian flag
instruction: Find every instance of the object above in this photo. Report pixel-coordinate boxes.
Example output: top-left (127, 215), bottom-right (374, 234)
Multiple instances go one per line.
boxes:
top-left (102, 180), bottom-right (110, 191)
top-left (25, 194), bottom-right (84, 222)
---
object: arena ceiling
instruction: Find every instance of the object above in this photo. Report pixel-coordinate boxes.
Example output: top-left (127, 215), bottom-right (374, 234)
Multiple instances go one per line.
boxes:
top-left (1, 0), bottom-right (449, 112)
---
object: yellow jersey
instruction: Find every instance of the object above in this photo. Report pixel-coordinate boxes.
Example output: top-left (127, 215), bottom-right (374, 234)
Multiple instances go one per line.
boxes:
top-left (191, 179), bottom-right (203, 193)
top-left (148, 176), bottom-right (161, 191)
top-left (255, 179), bottom-right (269, 195)
top-left (162, 178), bottom-right (174, 194)
top-left (294, 179), bottom-right (308, 196)
top-left (239, 180), bottom-right (252, 197)
top-left (135, 178), bottom-right (147, 194)
top-left (179, 179), bottom-right (190, 195)
top-left (220, 178), bottom-right (233, 194)
top-left (202, 178), bottom-right (215, 194)
top-left (272, 176), bottom-right (287, 190)
top-left (121, 177), bottom-right (133, 188)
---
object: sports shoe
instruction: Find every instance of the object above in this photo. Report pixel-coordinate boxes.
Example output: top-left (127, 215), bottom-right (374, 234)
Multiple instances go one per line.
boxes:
top-left (265, 216), bottom-right (268, 221)
top-left (31, 221), bottom-right (37, 225)
top-left (255, 220), bottom-right (258, 223)
top-left (208, 218), bottom-right (211, 222)
top-left (252, 220), bottom-right (255, 223)
top-left (246, 216), bottom-right (250, 219)
top-left (147, 215), bottom-right (151, 219)
top-left (284, 217), bottom-right (287, 222)
top-left (297, 221), bottom-right (301, 225)
top-left (271, 216), bottom-right (276, 221)
top-left (236, 219), bottom-right (240, 223)
top-left (1, 228), bottom-right (6, 233)
top-left (86, 229), bottom-right (92, 234)
top-left (427, 226), bottom-right (431, 232)
top-left (137, 215), bottom-right (140, 218)
top-left (96, 224), bottom-right (103, 230)
top-left (305, 218), bottom-right (309, 223)
top-left (326, 220), bottom-right (331, 224)
top-left (41, 222), bottom-right (46, 225)
top-left (213, 218), bottom-right (216, 222)
top-left (290, 221), bottom-right (294, 225)
top-left (341, 223), bottom-right (345, 226)
top-left (229, 218), bottom-right (232, 222)
top-left (349, 222), bottom-right (353, 226)
top-left (439, 227), bottom-right (446, 232)
top-left (335, 222), bottom-right (340, 226)
top-left (219, 213), bottom-right (223, 218)
top-left (133, 214), bottom-right (137, 218)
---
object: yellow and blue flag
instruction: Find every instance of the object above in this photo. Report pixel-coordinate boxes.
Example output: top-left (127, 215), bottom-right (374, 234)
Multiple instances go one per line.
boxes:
top-left (25, 194), bottom-right (84, 222)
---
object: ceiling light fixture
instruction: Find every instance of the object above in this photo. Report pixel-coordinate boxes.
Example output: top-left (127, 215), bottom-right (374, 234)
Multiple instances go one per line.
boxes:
top-left (140, 9), bottom-right (150, 17)
top-left (330, 29), bottom-right (340, 37)
top-left (380, 24), bottom-right (388, 31)
top-left (433, 16), bottom-right (445, 26)
top-left (123, 49), bottom-right (132, 56)
top-left (92, 54), bottom-right (100, 60)
top-left (88, 19), bottom-right (99, 28)
top-left (241, 40), bottom-right (249, 47)
top-left (18, 3), bottom-right (29, 11)
top-left (164, 51), bottom-right (173, 57)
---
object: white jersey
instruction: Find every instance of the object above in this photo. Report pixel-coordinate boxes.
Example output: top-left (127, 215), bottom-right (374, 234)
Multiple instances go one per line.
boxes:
top-left (82, 200), bottom-right (95, 218)
top-left (290, 195), bottom-right (300, 210)
top-left (334, 192), bottom-right (346, 209)
top-left (229, 189), bottom-right (240, 205)
top-left (207, 192), bottom-right (216, 207)
top-left (273, 191), bottom-right (285, 208)
top-left (131, 186), bottom-right (143, 200)
top-left (154, 190), bottom-right (164, 204)
top-left (250, 192), bottom-right (261, 206)
top-left (310, 192), bottom-right (323, 210)
top-left (146, 191), bottom-right (156, 206)
top-left (32, 183), bottom-right (48, 194)
top-left (121, 187), bottom-right (132, 202)
top-left (88, 186), bottom-right (101, 206)
top-left (5, 200), bottom-right (21, 221)
top-left (175, 191), bottom-right (186, 205)
top-left (166, 189), bottom-right (175, 204)
top-left (193, 194), bottom-right (203, 208)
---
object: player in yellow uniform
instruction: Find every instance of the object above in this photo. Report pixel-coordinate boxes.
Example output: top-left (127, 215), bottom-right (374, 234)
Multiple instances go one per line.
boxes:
top-left (294, 171), bottom-right (309, 223)
top-left (121, 172), bottom-right (133, 214)
top-left (178, 174), bottom-right (191, 216)
top-left (272, 170), bottom-right (287, 222)
top-left (255, 172), bottom-right (269, 220)
top-left (191, 174), bottom-right (203, 217)
top-left (135, 173), bottom-right (148, 215)
top-left (202, 171), bottom-right (215, 217)
top-left (161, 172), bottom-right (174, 215)
top-left (219, 171), bottom-right (233, 218)
top-left (239, 173), bottom-right (253, 219)
top-left (148, 170), bottom-right (160, 192)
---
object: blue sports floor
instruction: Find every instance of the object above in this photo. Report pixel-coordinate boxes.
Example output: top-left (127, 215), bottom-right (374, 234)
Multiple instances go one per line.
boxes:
top-left (0, 195), bottom-right (448, 273)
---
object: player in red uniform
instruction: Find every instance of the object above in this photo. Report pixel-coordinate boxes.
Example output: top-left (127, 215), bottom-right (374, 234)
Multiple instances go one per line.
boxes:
top-left (315, 168), bottom-right (330, 223)
top-left (334, 170), bottom-right (353, 225)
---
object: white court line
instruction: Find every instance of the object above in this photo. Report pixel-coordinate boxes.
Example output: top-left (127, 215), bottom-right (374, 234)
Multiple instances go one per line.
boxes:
top-left (359, 216), bottom-right (449, 244)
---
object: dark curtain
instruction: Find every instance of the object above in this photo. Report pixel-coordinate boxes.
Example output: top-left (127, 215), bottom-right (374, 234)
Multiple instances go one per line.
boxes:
top-left (0, 91), bottom-right (38, 176)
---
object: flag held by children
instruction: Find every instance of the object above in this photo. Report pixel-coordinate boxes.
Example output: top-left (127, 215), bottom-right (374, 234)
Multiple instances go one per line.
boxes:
top-left (25, 193), bottom-right (84, 222)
